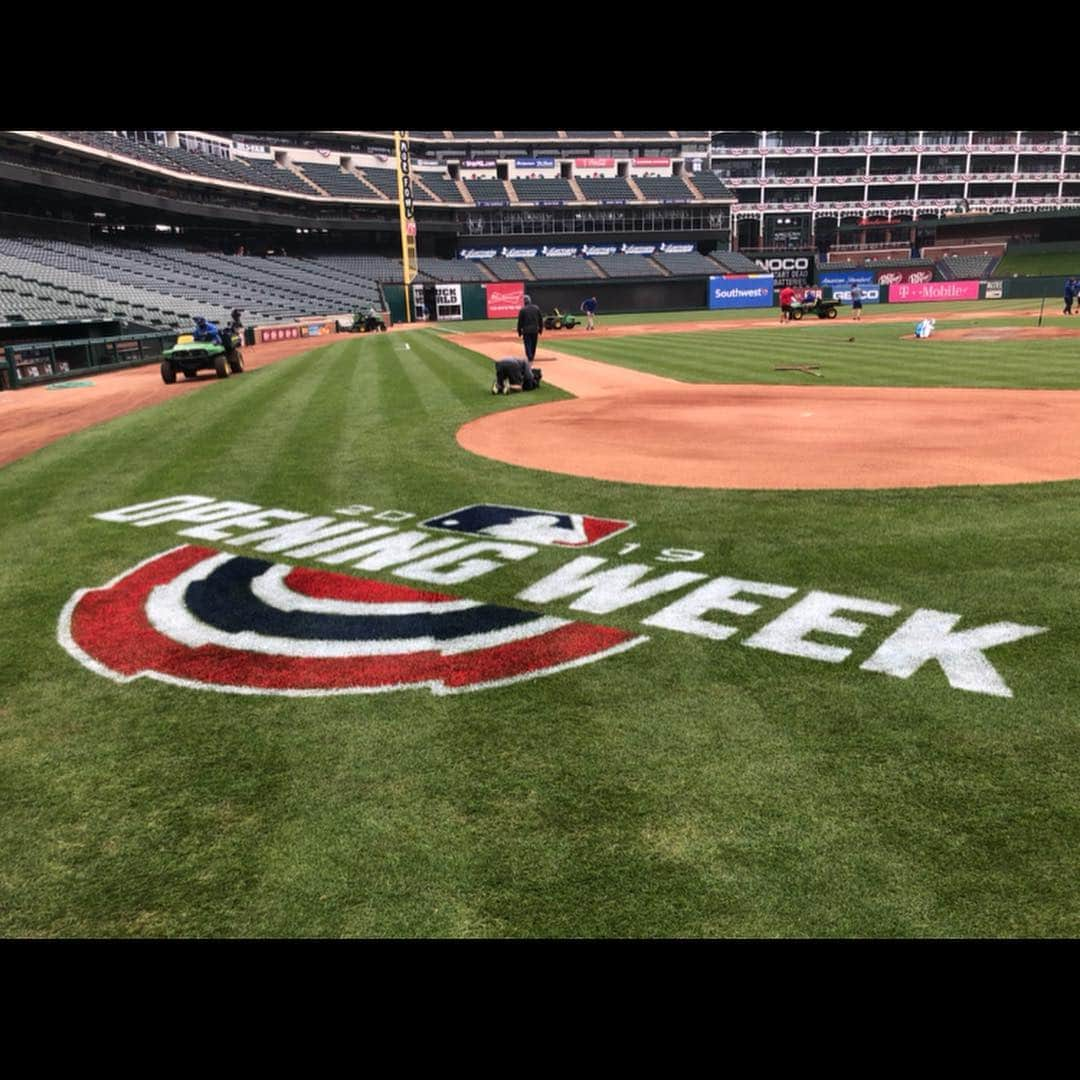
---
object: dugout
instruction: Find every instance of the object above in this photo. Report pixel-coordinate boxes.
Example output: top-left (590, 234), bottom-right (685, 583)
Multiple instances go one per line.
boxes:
top-left (384, 277), bottom-right (710, 322)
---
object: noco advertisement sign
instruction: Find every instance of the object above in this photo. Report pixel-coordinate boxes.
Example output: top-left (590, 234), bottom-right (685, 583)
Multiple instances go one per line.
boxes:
top-left (708, 274), bottom-right (774, 310)
top-left (752, 253), bottom-right (814, 288)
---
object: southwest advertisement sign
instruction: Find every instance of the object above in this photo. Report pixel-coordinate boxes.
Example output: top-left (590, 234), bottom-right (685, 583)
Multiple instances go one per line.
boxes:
top-left (484, 282), bottom-right (525, 318)
top-left (890, 280), bottom-right (980, 303)
top-left (708, 274), bottom-right (774, 310)
top-left (819, 270), bottom-right (880, 304)
top-left (875, 268), bottom-right (934, 285)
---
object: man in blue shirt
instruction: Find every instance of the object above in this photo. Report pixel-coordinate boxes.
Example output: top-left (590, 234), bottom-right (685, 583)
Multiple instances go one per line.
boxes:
top-left (193, 315), bottom-right (222, 345)
top-left (581, 296), bottom-right (598, 330)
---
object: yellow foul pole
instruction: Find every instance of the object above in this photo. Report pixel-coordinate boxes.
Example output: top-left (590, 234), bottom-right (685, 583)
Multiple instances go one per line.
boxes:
top-left (394, 131), bottom-right (418, 322)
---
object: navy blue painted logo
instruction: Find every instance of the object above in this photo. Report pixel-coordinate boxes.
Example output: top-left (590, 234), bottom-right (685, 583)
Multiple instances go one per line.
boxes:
top-left (422, 504), bottom-right (633, 548)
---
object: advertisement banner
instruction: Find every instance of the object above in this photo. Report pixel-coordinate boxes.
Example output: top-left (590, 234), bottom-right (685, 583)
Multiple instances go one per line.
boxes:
top-left (515, 158), bottom-right (555, 168)
top-left (659, 243), bottom-right (696, 254)
top-left (459, 248), bottom-right (498, 260)
top-left (752, 252), bottom-right (814, 288)
top-left (500, 246), bottom-right (538, 258)
top-left (582, 244), bottom-right (618, 256)
top-left (259, 324), bottom-right (303, 343)
top-left (575, 158), bottom-right (615, 168)
top-left (708, 274), bottom-right (774, 310)
top-left (890, 280), bottom-right (980, 303)
top-left (485, 281), bottom-right (525, 319)
top-left (985, 280), bottom-right (1004, 299)
top-left (435, 283), bottom-right (463, 321)
top-left (541, 246), bottom-right (579, 257)
top-left (621, 243), bottom-right (657, 255)
top-left (818, 270), bottom-right (880, 304)
top-left (633, 158), bottom-right (671, 167)
top-left (463, 159), bottom-right (497, 168)
top-left (875, 268), bottom-right (934, 285)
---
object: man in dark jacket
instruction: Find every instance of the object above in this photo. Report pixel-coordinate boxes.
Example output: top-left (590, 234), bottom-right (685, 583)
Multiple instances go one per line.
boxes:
top-left (517, 294), bottom-right (543, 361)
top-left (491, 356), bottom-right (542, 395)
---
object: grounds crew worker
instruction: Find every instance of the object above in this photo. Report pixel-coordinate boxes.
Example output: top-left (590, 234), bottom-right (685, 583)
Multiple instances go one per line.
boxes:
top-left (517, 294), bottom-right (543, 362)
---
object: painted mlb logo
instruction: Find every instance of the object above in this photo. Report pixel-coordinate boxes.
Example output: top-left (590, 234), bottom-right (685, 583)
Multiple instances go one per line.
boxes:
top-left (58, 545), bottom-right (644, 697)
top-left (422, 504), bottom-right (633, 548)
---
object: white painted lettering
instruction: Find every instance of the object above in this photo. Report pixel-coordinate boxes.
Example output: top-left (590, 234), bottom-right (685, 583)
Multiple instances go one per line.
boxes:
top-left (178, 509), bottom-right (307, 541)
top-left (517, 556), bottom-right (706, 615)
top-left (320, 531), bottom-right (463, 570)
top-left (656, 548), bottom-right (705, 563)
top-left (229, 517), bottom-right (370, 552)
top-left (335, 504), bottom-right (375, 516)
top-left (643, 576), bottom-right (797, 641)
top-left (744, 590), bottom-right (900, 663)
top-left (394, 541), bottom-right (537, 584)
top-left (94, 495), bottom-right (216, 523)
top-left (132, 500), bottom-right (262, 527)
top-left (860, 609), bottom-right (1047, 698)
top-left (372, 510), bottom-right (415, 522)
top-left (282, 526), bottom-right (397, 558)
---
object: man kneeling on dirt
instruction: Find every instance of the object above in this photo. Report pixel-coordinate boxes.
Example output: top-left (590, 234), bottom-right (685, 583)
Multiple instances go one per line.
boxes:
top-left (491, 356), bottom-right (542, 395)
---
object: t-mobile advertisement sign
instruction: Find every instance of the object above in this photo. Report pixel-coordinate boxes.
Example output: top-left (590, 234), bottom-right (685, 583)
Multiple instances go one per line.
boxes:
top-left (708, 274), bottom-right (774, 309)
top-left (819, 270), bottom-right (880, 304)
top-left (890, 280), bottom-right (980, 303)
top-left (485, 281), bottom-right (525, 318)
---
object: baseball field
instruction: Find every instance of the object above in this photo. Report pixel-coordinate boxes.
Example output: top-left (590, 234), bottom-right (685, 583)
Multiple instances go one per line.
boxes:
top-left (2, 297), bottom-right (1078, 937)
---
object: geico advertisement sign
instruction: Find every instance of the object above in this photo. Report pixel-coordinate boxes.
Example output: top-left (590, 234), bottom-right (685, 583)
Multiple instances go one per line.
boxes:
top-left (832, 286), bottom-right (881, 303)
top-left (709, 274), bottom-right (774, 309)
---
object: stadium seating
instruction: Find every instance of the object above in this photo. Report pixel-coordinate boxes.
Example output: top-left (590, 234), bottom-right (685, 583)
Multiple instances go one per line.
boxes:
top-left (634, 177), bottom-right (693, 201)
top-left (299, 164), bottom-right (375, 197)
top-left (686, 171), bottom-right (736, 198)
top-left (937, 254), bottom-right (1001, 279)
top-left (464, 180), bottom-right (510, 204)
top-left (0, 236), bottom-right (383, 329)
top-left (592, 255), bottom-right (665, 278)
top-left (50, 132), bottom-right (314, 196)
top-left (418, 258), bottom-right (490, 282)
top-left (416, 173), bottom-right (465, 203)
top-left (478, 257), bottom-right (526, 280)
top-left (511, 179), bottom-right (575, 203)
top-left (653, 251), bottom-right (724, 276)
top-left (710, 251), bottom-right (764, 273)
top-left (520, 257), bottom-right (596, 280)
top-left (358, 168), bottom-right (401, 200)
top-left (577, 177), bottom-right (636, 201)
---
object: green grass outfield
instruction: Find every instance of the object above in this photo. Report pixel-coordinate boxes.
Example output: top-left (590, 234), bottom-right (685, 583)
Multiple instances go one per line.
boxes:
top-left (1, 314), bottom-right (1078, 938)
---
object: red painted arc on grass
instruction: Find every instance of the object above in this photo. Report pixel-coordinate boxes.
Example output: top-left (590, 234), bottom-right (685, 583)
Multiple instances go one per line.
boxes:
top-left (59, 546), bottom-right (645, 696)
